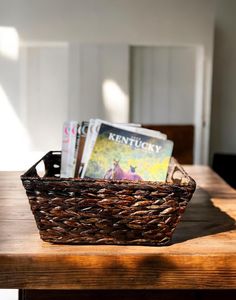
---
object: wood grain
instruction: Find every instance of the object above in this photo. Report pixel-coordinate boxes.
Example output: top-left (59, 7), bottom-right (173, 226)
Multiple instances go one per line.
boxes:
top-left (0, 167), bottom-right (236, 289)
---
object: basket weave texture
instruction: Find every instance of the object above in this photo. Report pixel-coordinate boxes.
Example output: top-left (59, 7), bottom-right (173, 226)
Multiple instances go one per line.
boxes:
top-left (21, 151), bottom-right (196, 246)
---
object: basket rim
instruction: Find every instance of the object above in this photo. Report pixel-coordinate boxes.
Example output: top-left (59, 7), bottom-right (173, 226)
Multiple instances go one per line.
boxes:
top-left (20, 151), bottom-right (196, 189)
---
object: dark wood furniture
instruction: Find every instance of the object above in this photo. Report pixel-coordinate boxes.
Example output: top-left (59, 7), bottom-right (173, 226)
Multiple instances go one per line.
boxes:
top-left (212, 152), bottom-right (236, 189)
top-left (143, 124), bottom-right (194, 164)
top-left (0, 166), bottom-right (236, 299)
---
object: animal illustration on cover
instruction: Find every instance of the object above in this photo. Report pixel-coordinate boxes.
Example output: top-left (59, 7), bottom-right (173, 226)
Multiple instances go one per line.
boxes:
top-left (104, 159), bottom-right (142, 180)
top-left (84, 123), bottom-right (173, 182)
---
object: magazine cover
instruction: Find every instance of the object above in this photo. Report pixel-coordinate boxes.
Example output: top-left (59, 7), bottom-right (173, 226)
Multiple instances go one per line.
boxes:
top-left (79, 119), bottom-right (166, 176)
top-left (60, 121), bottom-right (80, 178)
top-left (82, 123), bottom-right (173, 182)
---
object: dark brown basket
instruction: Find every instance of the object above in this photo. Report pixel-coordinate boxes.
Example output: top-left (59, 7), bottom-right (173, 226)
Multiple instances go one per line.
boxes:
top-left (21, 151), bottom-right (196, 246)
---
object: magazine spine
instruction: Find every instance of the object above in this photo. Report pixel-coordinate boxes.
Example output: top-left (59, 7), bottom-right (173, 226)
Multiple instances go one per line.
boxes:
top-left (60, 121), bottom-right (79, 178)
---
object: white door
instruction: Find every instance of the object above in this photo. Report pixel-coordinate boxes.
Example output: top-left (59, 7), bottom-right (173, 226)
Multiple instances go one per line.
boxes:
top-left (130, 46), bottom-right (203, 164)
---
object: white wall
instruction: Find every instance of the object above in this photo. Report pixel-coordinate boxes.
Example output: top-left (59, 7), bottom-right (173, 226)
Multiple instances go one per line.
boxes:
top-left (131, 46), bottom-right (196, 124)
top-left (0, 0), bottom-right (214, 167)
top-left (68, 43), bottom-right (129, 123)
top-left (0, 46), bottom-right (31, 170)
top-left (210, 0), bottom-right (236, 163)
top-left (0, 43), bottom-right (130, 170)
top-left (26, 45), bottom-right (68, 152)
top-left (131, 46), bottom-right (203, 163)
top-left (0, 0), bottom-right (215, 46)
top-left (0, 44), bottom-right (69, 170)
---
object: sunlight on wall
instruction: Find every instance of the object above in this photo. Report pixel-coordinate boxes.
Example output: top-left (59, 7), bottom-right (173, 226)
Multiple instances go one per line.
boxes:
top-left (0, 85), bottom-right (31, 170)
top-left (102, 79), bottom-right (129, 123)
top-left (0, 27), bottom-right (19, 60)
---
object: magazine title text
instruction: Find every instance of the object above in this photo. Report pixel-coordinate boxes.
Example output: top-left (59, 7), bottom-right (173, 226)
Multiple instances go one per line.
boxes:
top-left (108, 132), bottom-right (162, 153)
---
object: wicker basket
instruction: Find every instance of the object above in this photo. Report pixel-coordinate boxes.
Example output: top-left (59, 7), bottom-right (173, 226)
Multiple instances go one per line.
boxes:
top-left (21, 151), bottom-right (196, 246)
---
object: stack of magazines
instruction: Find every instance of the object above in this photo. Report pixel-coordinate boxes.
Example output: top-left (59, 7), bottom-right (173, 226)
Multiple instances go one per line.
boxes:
top-left (60, 119), bottom-right (174, 182)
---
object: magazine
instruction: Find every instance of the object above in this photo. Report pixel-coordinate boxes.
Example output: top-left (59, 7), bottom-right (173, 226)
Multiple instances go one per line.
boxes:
top-left (81, 122), bottom-right (173, 182)
top-left (78, 119), bottom-right (99, 176)
top-left (79, 118), bottom-right (166, 177)
top-left (60, 121), bottom-right (80, 178)
top-left (74, 121), bottom-right (89, 177)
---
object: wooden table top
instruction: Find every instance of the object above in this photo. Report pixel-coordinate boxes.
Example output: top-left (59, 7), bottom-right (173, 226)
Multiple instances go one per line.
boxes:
top-left (0, 166), bottom-right (236, 289)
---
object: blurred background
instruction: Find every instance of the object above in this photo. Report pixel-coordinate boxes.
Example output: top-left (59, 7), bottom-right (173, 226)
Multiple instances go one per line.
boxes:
top-left (1, 0), bottom-right (235, 172)
top-left (0, 1), bottom-right (236, 298)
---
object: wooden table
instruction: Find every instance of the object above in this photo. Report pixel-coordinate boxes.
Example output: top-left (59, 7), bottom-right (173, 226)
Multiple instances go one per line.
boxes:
top-left (0, 166), bottom-right (236, 299)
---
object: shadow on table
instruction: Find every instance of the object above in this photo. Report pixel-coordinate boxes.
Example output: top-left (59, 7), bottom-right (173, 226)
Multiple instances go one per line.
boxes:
top-left (173, 187), bottom-right (236, 244)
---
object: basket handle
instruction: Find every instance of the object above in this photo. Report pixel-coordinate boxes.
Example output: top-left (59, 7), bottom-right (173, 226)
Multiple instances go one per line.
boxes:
top-left (167, 157), bottom-right (194, 185)
top-left (21, 151), bottom-right (61, 178)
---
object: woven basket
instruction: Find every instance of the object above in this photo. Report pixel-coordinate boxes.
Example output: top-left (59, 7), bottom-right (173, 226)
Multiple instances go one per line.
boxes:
top-left (21, 151), bottom-right (196, 246)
